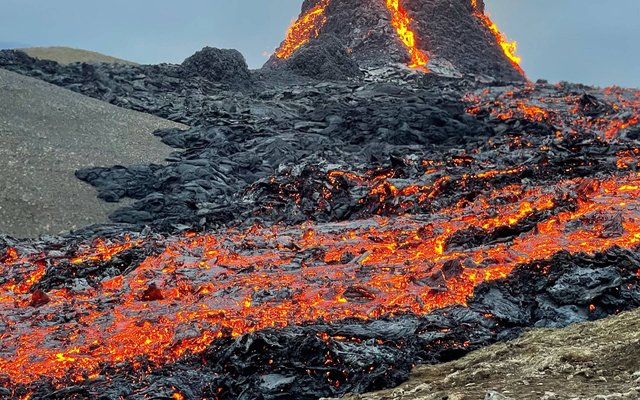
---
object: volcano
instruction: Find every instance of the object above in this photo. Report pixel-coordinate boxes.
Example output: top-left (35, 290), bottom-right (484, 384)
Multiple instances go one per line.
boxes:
top-left (267, 0), bottom-right (524, 80)
top-left (0, 1), bottom-right (639, 400)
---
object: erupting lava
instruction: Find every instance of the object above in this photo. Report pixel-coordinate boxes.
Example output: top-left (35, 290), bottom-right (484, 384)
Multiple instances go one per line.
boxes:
top-left (1, 3), bottom-right (639, 398)
top-left (472, 2), bottom-right (524, 75)
top-left (274, 0), bottom-right (524, 76)
top-left (2, 169), bottom-right (640, 386)
top-left (275, 0), bottom-right (330, 59)
top-left (385, 0), bottom-right (429, 69)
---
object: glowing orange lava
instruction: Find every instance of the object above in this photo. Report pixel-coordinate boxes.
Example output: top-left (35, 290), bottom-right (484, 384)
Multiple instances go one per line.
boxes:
top-left (275, 0), bottom-right (330, 59)
top-left (494, 101), bottom-right (549, 122)
top-left (70, 235), bottom-right (142, 264)
top-left (472, 2), bottom-right (524, 76)
top-left (465, 85), bottom-right (640, 142)
top-left (385, 0), bottom-right (429, 70)
top-left (2, 171), bottom-right (640, 385)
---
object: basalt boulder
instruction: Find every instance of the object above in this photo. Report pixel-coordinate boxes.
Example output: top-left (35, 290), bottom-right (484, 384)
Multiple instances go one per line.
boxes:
top-left (181, 46), bottom-right (251, 85)
top-left (279, 35), bottom-right (363, 81)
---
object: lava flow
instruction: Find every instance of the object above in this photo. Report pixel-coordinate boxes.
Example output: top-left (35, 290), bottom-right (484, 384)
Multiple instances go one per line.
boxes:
top-left (471, 1), bottom-right (524, 75)
top-left (465, 84), bottom-right (640, 141)
top-left (2, 169), bottom-right (640, 387)
top-left (385, 0), bottom-right (429, 69)
top-left (275, 0), bottom-right (430, 70)
top-left (275, 0), bottom-right (330, 59)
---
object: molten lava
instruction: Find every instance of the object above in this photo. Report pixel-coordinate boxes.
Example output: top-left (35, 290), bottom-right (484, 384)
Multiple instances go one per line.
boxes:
top-left (472, 2), bottom-right (524, 75)
top-left (465, 84), bottom-right (640, 141)
top-left (385, 0), bottom-right (429, 69)
top-left (275, 0), bottom-right (330, 59)
top-left (2, 169), bottom-right (640, 386)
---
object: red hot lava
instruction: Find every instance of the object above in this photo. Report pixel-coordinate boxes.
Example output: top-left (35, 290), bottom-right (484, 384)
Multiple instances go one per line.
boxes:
top-left (275, 0), bottom-right (330, 59)
top-left (2, 171), bottom-right (640, 386)
top-left (465, 84), bottom-right (640, 141)
top-left (385, 0), bottom-right (429, 69)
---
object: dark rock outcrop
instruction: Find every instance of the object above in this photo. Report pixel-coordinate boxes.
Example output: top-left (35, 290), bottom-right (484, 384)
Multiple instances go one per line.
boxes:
top-left (181, 46), bottom-right (251, 84)
top-left (0, 48), bottom-right (252, 125)
top-left (278, 35), bottom-right (362, 81)
top-left (268, 0), bottom-right (524, 81)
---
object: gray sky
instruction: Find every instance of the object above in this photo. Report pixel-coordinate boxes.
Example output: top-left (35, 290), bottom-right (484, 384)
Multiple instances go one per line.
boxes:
top-left (1, 0), bottom-right (638, 88)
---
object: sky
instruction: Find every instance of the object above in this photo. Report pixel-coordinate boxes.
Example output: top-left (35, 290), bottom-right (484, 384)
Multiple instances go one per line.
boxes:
top-left (1, 0), bottom-right (638, 88)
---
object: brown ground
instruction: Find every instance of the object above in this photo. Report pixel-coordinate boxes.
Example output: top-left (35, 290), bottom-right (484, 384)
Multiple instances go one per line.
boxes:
top-left (329, 309), bottom-right (640, 400)
top-left (19, 46), bottom-right (138, 65)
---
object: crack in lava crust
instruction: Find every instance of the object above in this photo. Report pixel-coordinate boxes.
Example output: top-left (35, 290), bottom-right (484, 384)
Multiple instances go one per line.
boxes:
top-left (2, 172), bottom-right (640, 386)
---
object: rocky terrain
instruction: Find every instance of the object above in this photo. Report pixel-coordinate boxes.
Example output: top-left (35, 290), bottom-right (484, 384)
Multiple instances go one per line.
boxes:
top-left (1, 43), bottom-right (639, 398)
top-left (333, 308), bottom-right (640, 400)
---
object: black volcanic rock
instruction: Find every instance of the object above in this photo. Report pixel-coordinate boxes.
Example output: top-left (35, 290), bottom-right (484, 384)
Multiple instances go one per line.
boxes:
top-left (0, 49), bottom-right (249, 125)
top-left (408, 0), bottom-right (523, 80)
top-left (0, 49), bottom-right (40, 67)
top-left (278, 35), bottom-right (363, 81)
top-left (181, 46), bottom-right (251, 84)
top-left (268, 0), bottom-right (524, 81)
top-left (312, 0), bottom-right (407, 65)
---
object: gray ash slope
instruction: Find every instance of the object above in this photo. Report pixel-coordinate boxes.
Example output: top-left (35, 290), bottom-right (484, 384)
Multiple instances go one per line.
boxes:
top-left (0, 68), bottom-right (183, 238)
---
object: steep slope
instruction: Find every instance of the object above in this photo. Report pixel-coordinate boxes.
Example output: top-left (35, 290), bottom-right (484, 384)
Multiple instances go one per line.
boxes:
top-left (268, 0), bottom-right (524, 81)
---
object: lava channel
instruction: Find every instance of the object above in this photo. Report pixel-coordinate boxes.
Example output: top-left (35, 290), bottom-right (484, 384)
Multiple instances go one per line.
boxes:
top-left (471, 2), bottom-right (524, 76)
top-left (2, 173), bottom-right (640, 386)
top-left (275, 0), bottom-right (330, 59)
top-left (385, 0), bottom-right (429, 70)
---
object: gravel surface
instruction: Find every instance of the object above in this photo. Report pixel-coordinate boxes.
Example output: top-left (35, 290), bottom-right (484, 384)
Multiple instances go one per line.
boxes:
top-left (0, 68), bottom-right (185, 237)
top-left (332, 309), bottom-right (640, 400)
